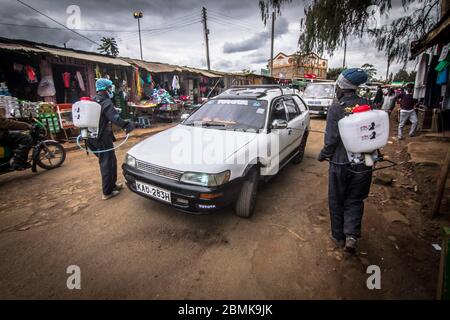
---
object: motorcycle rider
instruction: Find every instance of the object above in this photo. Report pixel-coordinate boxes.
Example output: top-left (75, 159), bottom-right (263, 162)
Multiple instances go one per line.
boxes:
top-left (318, 68), bottom-right (371, 254)
top-left (87, 78), bottom-right (135, 200)
top-left (0, 115), bottom-right (33, 170)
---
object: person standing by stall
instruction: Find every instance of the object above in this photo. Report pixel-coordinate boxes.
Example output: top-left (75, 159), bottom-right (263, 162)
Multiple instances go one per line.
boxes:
top-left (87, 78), bottom-right (135, 200)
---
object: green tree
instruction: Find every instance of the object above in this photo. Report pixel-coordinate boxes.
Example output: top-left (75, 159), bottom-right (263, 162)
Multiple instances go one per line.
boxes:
top-left (392, 68), bottom-right (417, 82)
top-left (258, 0), bottom-right (439, 64)
top-left (97, 37), bottom-right (119, 57)
top-left (361, 63), bottom-right (377, 81)
top-left (326, 67), bottom-right (344, 80)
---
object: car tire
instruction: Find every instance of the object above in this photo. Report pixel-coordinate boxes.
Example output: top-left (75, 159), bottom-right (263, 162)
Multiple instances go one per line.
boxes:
top-left (234, 168), bottom-right (259, 218)
top-left (292, 130), bottom-right (308, 165)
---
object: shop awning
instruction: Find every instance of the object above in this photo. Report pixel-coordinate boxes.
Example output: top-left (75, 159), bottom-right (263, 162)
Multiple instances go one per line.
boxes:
top-left (0, 42), bottom-right (47, 54)
top-left (124, 58), bottom-right (183, 73)
top-left (411, 11), bottom-right (450, 57)
top-left (36, 45), bottom-right (131, 67)
top-left (181, 67), bottom-right (222, 78)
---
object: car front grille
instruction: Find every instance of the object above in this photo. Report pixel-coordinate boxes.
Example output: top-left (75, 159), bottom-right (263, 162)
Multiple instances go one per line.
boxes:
top-left (136, 161), bottom-right (183, 181)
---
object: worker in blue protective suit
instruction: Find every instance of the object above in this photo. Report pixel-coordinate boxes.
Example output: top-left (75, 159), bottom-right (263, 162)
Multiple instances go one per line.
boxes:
top-left (318, 68), bottom-right (371, 254)
top-left (87, 78), bottom-right (135, 200)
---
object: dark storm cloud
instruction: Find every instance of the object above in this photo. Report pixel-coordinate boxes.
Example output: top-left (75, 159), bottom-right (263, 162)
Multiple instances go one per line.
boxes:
top-left (223, 16), bottom-right (289, 54)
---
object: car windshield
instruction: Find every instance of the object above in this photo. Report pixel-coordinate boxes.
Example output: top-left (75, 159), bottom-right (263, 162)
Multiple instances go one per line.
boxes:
top-left (183, 99), bottom-right (268, 131)
top-left (303, 84), bottom-right (335, 99)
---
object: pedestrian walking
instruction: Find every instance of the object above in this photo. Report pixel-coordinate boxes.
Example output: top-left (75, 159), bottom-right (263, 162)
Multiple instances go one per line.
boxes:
top-left (397, 83), bottom-right (418, 140)
top-left (318, 68), bottom-right (372, 254)
top-left (373, 85), bottom-right (383, 109)
top-left (87, 78), bottom-right (135, 200)
top-left (382, 88), bottom-right (396, 116)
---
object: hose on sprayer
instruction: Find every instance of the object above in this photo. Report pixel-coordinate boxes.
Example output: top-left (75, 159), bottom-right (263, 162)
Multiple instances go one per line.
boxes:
top-left (76, 134), bottom-right (130, 154)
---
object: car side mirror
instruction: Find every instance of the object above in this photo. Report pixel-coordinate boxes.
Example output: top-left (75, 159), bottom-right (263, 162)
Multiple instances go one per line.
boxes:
top-left (271, 119), bottom-right (288, 129)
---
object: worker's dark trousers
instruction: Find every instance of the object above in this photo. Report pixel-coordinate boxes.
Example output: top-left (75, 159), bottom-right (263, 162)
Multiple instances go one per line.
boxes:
top-left (328, 163), bottom-right (372, 240)
top-left (1, 132), bottom-right (33, 164)
top-left (87, 138), bottom-right (117, 196)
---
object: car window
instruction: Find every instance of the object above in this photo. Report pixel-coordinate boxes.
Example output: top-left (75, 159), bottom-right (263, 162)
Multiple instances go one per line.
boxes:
top-left (271, 99), bottom-right (288, 122)
top-left (284, 98), bottom-right (300, 121)
top-left (292, 96), bottom-right (307, 113)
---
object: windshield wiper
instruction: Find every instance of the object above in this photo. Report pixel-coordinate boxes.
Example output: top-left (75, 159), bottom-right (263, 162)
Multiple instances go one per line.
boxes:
top-left (202, 122), bottom-right (227, 127)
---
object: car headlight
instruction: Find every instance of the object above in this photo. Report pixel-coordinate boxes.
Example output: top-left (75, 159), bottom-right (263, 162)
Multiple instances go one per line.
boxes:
top-left (125, 154), bottom-right (136, 167)
top-left (180, 170), bottom-right (231, 187)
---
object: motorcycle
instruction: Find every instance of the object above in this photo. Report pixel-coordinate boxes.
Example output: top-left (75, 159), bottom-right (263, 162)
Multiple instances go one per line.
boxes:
top-left (0, 120), bottom-right (66, 174)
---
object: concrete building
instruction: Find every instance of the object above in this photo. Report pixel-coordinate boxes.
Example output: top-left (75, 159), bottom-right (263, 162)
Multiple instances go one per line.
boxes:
top-left (269, 52), bottom-right (328, 80)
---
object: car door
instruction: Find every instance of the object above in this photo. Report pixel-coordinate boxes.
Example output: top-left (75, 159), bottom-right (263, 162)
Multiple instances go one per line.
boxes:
top-left (265, 98), bottom-right (290, 175)
top-left (283, 96), bottom-right (304, 153)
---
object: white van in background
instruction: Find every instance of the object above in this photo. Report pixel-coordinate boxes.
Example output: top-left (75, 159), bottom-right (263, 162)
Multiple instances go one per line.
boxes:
top-left (302, 82), bottom-right (336, 116)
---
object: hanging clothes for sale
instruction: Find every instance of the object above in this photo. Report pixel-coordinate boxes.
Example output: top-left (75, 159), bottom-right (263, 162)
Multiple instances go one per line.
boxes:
top-left (171, 75), bottom-right (180, 94)
top-left (147, 73), bottom-right (152, 84)
top-left (62, 72), bottom-right (71, 88)
top-left (95, 64), bottom-right (101, 79)
top-left (414, 53), bottom-right (428, 100)
top-left (135, 67), bottom-right (142, 97)
top-left (37, 75), bottom-right (56, 97)
top-left (25, 65), bottom-right (38, 83)
top-left (75, 71), bottom-right (86, 92)
top-left (436, 60), bottom-right (449, 85)
top-left (424, 55), bottom-right (440, 108)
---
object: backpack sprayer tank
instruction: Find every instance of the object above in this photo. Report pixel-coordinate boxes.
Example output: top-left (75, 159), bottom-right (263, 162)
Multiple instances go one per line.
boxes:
top-left (338, 105), bottom-right (389, 166)
top-left (72, 97), bottom-right (101, 138)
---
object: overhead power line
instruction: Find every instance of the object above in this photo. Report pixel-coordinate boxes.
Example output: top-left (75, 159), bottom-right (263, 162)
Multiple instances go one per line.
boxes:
top-left (15, 0), bottom-right (100, 46)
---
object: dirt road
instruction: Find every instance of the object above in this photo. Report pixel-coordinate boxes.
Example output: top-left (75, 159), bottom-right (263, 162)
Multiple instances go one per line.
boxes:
top-left (0, 118), bottom-right (439, 299)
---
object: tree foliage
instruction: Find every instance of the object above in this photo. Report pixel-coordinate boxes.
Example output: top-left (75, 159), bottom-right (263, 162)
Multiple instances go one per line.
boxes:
top-left (326, 67), bottom-right (344, 80)
top-left (97, 37), bottom-right (119, 57)
top-left (361, 63), bottom-right (377, 80)
top-left (259, 0), bottom-right (439, 63)
top-left (373, 0), bottom-right (439, 63)
top-left (392, 68), bottom-right (417, 82)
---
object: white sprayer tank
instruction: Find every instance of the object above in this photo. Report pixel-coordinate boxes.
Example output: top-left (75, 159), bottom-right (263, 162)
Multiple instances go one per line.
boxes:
top-left (72, 97), bottom-right (102, 138)
top-left (338, 107), bottom-right (389, 154)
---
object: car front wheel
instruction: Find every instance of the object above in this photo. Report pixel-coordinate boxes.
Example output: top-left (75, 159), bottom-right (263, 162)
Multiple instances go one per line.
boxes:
top-left (292, 130), bottom-right (308, 165)
top-left (234, 168), bottom-right (259, 218)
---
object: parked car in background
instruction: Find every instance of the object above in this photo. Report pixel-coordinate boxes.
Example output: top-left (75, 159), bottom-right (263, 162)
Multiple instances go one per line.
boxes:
top-left (302, 82), bottom-right (335, 116)
top-left (123, 85), bottom-right (310, 218)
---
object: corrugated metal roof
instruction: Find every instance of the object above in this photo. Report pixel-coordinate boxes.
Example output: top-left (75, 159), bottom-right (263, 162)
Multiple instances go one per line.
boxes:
top-left (181, 66), bottom-right (222, 78)
top-left (0, 42), bottom-right (46, 53)
top-left (36, 45), bottom-right (130, 66)
top-left (124, 58), bottom-right (182, 73)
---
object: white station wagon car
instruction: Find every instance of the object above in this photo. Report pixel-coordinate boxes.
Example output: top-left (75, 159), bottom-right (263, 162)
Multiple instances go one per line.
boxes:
top-left (123, 85), bottom-right (310, 218)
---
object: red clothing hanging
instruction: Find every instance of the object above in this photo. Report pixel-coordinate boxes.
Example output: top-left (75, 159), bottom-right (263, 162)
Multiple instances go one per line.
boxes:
top-left (62, 72), bottom-right (71, 88)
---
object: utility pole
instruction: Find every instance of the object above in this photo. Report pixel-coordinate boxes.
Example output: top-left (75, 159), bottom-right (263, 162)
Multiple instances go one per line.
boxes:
top-left (342, 36), bottom-right (347, 68)
top-left (202, 7), bottom-right (211, 70)
top-left (133, 11), bottom-right (144, 60)
top-left (270, 11), bottom-right (275, 77)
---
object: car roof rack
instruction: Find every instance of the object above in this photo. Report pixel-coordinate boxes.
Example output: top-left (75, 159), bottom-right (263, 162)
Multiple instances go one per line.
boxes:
top-left (221, 84), bottom-right (293, 98)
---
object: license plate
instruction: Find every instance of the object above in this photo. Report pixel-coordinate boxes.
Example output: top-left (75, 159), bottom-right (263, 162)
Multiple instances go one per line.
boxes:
top-left (136, 181), bottom-right (171, 203)
top-left (310, 110), bottom-right (320, 114)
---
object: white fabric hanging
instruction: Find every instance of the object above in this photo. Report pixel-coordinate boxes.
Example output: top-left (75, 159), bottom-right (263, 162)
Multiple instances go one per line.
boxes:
top-left (76, 71), bottom-right (86, 92)
top-left (172, 75), bottom-right (180, 90)
top-left (37, 75), bottom-right (56, 97)
top-left (414, 53), bottom-right (428, 100)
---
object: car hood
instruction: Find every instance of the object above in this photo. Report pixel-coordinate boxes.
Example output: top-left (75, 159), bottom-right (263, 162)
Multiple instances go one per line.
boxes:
top-left (127, 125), bottom-right (258, 173)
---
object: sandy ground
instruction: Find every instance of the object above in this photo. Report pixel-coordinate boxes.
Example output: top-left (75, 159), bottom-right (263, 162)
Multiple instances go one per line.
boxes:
top-left (0, 118), bottom-right (443, 299)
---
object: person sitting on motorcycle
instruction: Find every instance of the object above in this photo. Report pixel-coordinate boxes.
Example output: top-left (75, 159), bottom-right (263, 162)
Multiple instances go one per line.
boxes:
top-left (0, 115), bottom-right (33, 170)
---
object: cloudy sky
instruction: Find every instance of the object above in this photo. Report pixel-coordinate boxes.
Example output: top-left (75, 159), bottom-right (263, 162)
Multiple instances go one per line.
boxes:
top-left (0, 0), bottom-right (430, 78)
